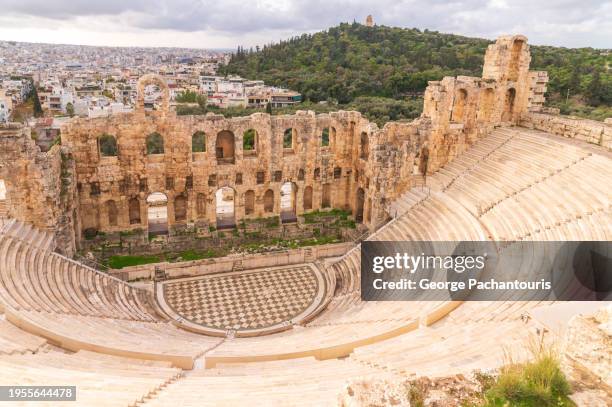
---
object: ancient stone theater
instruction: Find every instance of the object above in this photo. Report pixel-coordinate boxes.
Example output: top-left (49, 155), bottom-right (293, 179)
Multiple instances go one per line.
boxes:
top-left (0, 36), bottom-right (610, 405)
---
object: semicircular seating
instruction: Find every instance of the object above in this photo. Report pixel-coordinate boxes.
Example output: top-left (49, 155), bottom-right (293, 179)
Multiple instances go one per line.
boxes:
top-left (0, 125), bottom-right (609, 405)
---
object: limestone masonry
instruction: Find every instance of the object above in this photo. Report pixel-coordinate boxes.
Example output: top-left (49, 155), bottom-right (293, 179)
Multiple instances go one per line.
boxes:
top-left (0, 35), bottom-right (609, 257)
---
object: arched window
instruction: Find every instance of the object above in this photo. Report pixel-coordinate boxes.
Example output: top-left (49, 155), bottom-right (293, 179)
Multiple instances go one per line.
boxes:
top-left (478, 88), bottom-right (495, 122)
top-left (330, 127), bottom-right (337, 148)
top-left (503, 88), bottom-right (516, 122)
top-left (321, 128), bottom-right (330, 147)
top-left (303, 186), bottom-right (313, 210)
top-left (147, 192), bottom-right (168, 235)
top-left (243, 129), bottom-right (257, 153)
top-left (146, 132), bottom-right (164, 155)
top-left (283, 128), bottom-right (294, 149)
top-left (263, 189), bottom-right (274, 213)
top-left (216, 130), bottom-right (235, 164)
top-left (99, 134), bottom-right (118, 157)
top-left (129, 197), bottom-right (140, 225)
top-left (192, 131), bottom-right (206, 153)
top-left (508, 39), bottom-right (524, 82)
top-left (298, 169), bottom-right (305, 181)
top-left (174, 194), bottom-right (187, 222)
top-left (245, 190), bottom-right (255, 215)
top-left (215, 187), bottom-right (235, 229)
top-left (314, 168), bottom-right (320, 180)
top-left (280, 182), bottom-right (297, 223)
top-left (106, 200), bottom-right (118, 226)
top-left (321, 184), bottom-right (331, 208)
top-left (355, 188), bottom-right (365, 223)
top-left (360, 132), bottom-right (369, 159)
top-left (452, 89), bottom-right (468, 123)
top-left (196, 193), bottom-right (206, 217)
top-left (418, 147), bottom-right (429, 176)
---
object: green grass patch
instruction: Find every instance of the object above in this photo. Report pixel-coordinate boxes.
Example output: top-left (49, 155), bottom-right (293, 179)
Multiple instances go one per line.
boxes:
top-left (106, 254), bottom-right (161, 269)
top-left (484, 351), bottom-right (573, 407)
top-left (302, 208), bottom-right (352, 224)
top-left (175, 249), bottom-right (220, 262)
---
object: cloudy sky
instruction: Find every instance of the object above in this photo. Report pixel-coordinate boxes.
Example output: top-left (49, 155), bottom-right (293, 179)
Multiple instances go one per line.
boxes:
top-left (0, 0), bottom-right (610, 49)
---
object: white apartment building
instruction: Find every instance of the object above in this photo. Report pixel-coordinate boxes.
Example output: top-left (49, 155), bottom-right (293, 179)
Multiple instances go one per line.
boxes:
top-left (0, 97), bottom-right (10, 123)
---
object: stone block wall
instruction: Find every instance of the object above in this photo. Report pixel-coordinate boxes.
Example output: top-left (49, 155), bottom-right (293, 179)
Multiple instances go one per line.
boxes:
top-left (0, 124), bottom-right (79, 255)
top-left (4, 35), bottom-right (606, 256)
top-left (520, 112), bottom-right (612, 150)
top-left (60, 98), bottom-right (429, 241)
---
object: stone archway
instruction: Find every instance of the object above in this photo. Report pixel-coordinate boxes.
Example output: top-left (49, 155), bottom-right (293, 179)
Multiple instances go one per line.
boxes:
top-left (478, 88), bottom-right (495, 122)
top-left (355, 188), bottom-right (365, 223)
top-left (196, 193), bottom-right (206, 217)
top-left (508, 39), bottom-right (525, 82)
top-left (503, 88), bottom-right (516, 122)
top-left (0, 179), bottom-right (7, 218)
top-left (303, 186), bottom-right (313, 211)
top-left (106, 200), bottom-right (118, 227)
top-left (216, 131), bottom-right (235, 164)
top-left (263, 189), bottom-right (274, 213)
top-left (129, 197), bottom-right (141, 225)
top-left (215, 187), bottom-right (235, 229)
top-left (452, 89), bottom-right (468, 123)
top-left (146, 192), bottom-right (168, 235)
top-left (322, 184), bottom-right (331, 208)
top-left (136, 74), bottom-right (170, 113)
top-left (280, 182), bottom-right (297, 223)
top-left (174, 194), bottom-right (187, 222)
top-left (360, 132), bottom-right (369, 159)
top-left (244, 190), bottom-right (255, 215)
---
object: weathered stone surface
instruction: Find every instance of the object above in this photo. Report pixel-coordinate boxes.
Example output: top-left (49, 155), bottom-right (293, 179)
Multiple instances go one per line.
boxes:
top-left (0, 34), bottom-right (606, 256)
top-left (563, 304), bottom-right (612, 389)
top-left (0, 124), bottom-right (79, 255)
top-left (521, 112), bottom-right (611, 150)
top-left (338, 374), bottom-right (487, 407)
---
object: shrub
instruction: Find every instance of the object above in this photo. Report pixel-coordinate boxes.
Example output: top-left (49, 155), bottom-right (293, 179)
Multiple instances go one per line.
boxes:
top-left (484, 350), bottom-right (573, 406)
top-left (83, 228), bottom-right (98, 240)
top-left (107, 254), bottom-right (161, 269)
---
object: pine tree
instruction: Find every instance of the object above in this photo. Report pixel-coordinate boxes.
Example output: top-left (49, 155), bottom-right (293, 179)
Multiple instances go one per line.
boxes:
top-left (586, 69), bottom-right (602, 106)
top-left (568, 66), bottom-right (581, 92)
top-left (31, 85), bottom-right (43, 118)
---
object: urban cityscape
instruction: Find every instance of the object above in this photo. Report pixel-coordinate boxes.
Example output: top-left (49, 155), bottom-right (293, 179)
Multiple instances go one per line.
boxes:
top-left (0, 40), bottom-right (301, 127)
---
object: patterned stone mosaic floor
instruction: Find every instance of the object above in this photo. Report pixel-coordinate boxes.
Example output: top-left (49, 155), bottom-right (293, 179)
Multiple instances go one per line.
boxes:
top-left (157, 264), bottom-right (325, 336)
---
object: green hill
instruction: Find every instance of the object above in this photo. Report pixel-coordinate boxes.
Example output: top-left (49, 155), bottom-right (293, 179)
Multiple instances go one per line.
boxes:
top-left (222, 22), bottom-right (611, 123)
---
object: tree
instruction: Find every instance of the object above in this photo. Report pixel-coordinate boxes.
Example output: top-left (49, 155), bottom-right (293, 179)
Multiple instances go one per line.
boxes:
top-left (196, 93), bottom-right (207, 109)
top-left (175, 90), bottom-right (198, 103)
top-left (223, 22), bottom-right (609, 121)
top-left (66, 102), bottom-right (74, 117)
top-left (266, 102), bottom-right (272, 114)
top-left (31, 86), bottom-right (43, 118)
top-left (585, 69), bottom-right (603, 106)
top-left (568, 66), bottom-right (581, 92)
top-left (102, 89), bottom-right (115, 100)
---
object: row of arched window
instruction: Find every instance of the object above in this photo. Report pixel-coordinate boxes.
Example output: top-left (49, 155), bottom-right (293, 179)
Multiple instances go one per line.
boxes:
top-left (102, 184), bottom-right (336, 227)
top-left (97, 127), bottom-right (337, 158)
top-left (450, 87), bottom-right (516, 124)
